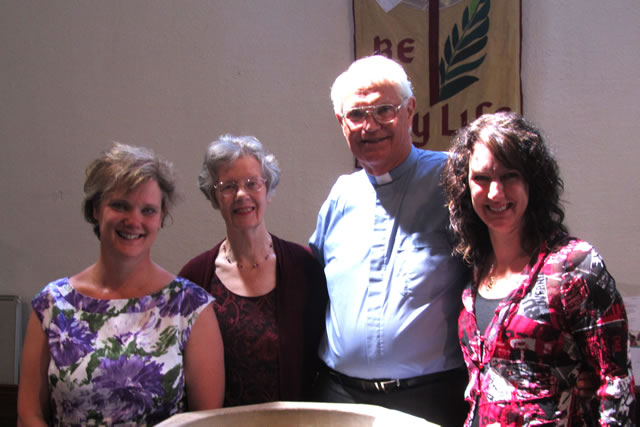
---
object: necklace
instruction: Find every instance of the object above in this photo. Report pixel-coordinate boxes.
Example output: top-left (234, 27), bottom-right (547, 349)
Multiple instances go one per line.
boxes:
top-left (486, 261), bottom-right (529, 291)
top-left (485, 262), bottom-right (496, 290)
top-left (486, 263), bottom-right (497, 290)
top-left (222, 239), bottom-right (273, 270)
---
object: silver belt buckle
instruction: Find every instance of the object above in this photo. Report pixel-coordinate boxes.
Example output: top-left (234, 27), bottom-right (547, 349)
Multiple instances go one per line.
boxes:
top-left (373, 378), bottom-right (401, 392)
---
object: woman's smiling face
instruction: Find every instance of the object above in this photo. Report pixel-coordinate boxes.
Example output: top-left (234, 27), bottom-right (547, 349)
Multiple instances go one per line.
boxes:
top-left (94, 178), bottom-right (164, 260)
top-left (468, 142), bottom-right (529, 241)
top-left (214, 155), bottom-right (269, 232)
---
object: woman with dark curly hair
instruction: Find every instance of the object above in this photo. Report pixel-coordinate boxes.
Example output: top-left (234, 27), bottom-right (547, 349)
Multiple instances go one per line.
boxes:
top-left (442, 111), bottom-right (635, 426)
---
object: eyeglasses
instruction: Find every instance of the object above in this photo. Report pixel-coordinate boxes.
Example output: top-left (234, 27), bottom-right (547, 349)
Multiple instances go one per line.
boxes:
top-left (213, 177), bottom-right (266, 197)
top-left (342, 104), bottom-right (403, 128)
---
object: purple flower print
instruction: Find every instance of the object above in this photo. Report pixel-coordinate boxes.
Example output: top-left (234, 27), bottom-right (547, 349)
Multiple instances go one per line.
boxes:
top-left (160, 281), bottom-right (209, 317)
top-left (47, 313), bottom-right (96, 367)
top-left (93, 355), bottom-right (164, 417)
top-left (125, 294), bottom-right (165, 313)
top-left (32, 292), bottom-right (51, 319)
top-left (65, 291), bottom-right (111, 314)
top-left (52, 390), bottom-right (90, 426)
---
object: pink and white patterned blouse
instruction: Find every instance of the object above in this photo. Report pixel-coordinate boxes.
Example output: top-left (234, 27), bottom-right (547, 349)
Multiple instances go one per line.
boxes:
top-left (459, 235), bottom-right (635, 426)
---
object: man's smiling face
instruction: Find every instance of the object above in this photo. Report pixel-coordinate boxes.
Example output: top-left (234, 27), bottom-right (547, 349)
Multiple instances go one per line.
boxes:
top-left (338, 83), bottom-right (416, 176)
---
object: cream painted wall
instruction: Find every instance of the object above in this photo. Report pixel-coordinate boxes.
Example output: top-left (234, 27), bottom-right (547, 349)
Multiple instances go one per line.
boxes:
top-left (1, 1), bottom-right (639, 342)
top-left (0, 0), bottom-right (354, 310)
top-left (521, 1), bottom-right (640, 296)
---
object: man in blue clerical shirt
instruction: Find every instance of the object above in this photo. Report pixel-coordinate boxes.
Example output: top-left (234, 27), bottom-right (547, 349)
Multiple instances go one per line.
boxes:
top-left (309, 55), bottom-right (469, 426)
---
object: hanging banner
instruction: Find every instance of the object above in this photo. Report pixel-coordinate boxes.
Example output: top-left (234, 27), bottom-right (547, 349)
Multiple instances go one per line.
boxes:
top-left (354, 0), bottom-right (522, 151)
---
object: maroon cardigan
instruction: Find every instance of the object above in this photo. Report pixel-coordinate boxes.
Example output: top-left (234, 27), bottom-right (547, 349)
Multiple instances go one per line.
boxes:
top-left (178, 234), bottom-right (328, 402)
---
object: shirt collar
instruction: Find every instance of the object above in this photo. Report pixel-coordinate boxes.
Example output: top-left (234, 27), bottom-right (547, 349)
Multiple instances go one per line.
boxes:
top-left (366, 146), bottom-right (418, 185)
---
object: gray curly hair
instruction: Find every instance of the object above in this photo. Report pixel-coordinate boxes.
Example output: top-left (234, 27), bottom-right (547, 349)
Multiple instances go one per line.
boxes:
top-left (198, 134), bottom-right (280, 209)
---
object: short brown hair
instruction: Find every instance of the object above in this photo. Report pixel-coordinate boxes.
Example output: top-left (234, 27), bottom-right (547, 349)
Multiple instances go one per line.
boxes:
top-left (82, 142), bottom-right (177, 238)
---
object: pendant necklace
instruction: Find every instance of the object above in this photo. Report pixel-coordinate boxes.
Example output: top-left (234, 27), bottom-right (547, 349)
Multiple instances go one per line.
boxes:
top-left (486, 263), bottom-right (497, 290)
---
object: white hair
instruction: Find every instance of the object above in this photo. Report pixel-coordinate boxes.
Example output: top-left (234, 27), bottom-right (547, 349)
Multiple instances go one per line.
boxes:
top-left (330, 55), bottom-right (414, 115)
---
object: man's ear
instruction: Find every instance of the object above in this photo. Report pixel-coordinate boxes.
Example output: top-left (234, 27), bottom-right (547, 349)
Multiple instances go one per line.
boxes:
top-left (406, 96), bottom-right (417, 120)
top-left (337, 113), bottom-right (350, 139)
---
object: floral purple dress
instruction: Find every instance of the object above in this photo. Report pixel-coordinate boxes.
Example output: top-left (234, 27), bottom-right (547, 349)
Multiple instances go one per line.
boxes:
top-left (32, 277), bottom-right (214, 426)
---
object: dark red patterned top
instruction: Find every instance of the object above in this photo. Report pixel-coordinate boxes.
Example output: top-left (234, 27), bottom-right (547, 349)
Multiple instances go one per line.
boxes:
top-left (178, 235), bottom-right (328, 403)
top-left (209, 275), bottom-right (279, 407)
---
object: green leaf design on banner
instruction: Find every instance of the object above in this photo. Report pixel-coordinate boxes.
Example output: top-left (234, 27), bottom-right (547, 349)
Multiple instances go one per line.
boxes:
top-left (469, 0), bottom-right (480, 17)
top-left (439, 0), bottom-right (490, 102)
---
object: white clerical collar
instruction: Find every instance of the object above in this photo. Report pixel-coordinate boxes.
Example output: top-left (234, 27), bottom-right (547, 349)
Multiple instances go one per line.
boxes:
top-left (367, 147), bottom-right (417, 185)
top-left (373, 173), bottom-right (393, 184)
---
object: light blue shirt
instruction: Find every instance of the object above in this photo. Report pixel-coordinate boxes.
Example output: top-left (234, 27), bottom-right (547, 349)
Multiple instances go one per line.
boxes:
top-left (309, 147), bottom-right (468, 379)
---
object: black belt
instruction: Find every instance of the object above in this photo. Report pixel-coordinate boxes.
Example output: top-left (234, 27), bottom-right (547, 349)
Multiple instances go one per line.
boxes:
top-left (324, 365), bottom-right (463, 393)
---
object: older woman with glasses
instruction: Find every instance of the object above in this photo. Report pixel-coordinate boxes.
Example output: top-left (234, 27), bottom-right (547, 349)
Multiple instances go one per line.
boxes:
top-left (179, 134), bottom-right (328, 407)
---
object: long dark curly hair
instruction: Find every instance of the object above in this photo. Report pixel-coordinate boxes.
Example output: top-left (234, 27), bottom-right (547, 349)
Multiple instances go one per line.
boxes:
top-left (441, 111), bottom-right (567, 271)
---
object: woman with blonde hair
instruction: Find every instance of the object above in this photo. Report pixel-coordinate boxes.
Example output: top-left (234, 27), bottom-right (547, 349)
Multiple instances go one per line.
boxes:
top-left (18, 143), bottom-right (224, 426)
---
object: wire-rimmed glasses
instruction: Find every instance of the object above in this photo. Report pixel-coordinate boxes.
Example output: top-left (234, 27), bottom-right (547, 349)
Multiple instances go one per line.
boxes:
top-left (213, 177), bottom-right (266, 197)
top-left (342, 104), bottom-right (403, 129)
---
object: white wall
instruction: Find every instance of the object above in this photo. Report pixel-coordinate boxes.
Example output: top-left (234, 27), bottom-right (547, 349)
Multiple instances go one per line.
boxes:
top-left (521, 1), bottom-right (640, 296)
top-left (0, 0), bottom-right (354, 311)
top-left (1, 1), bottom-right (638, 328)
